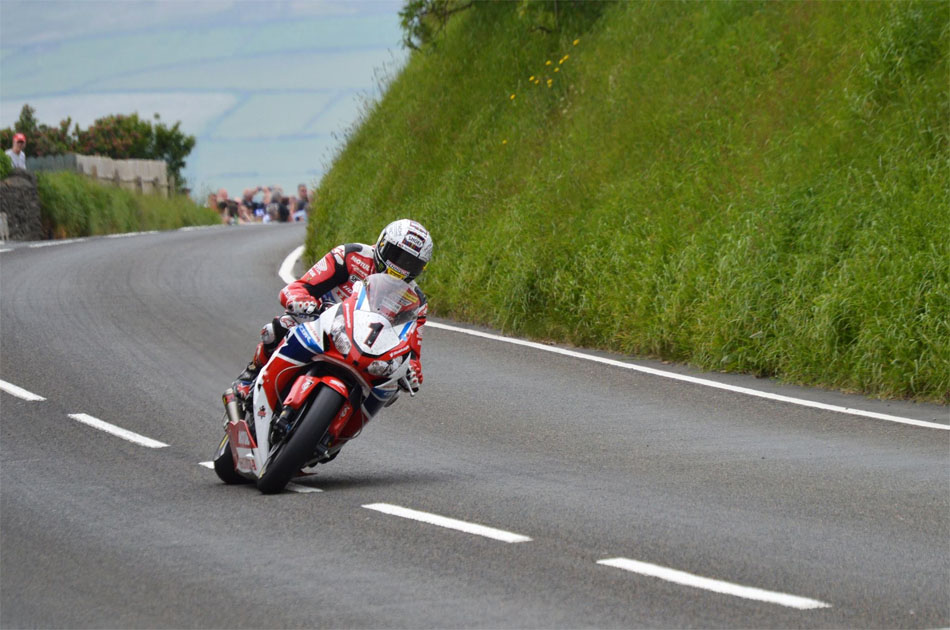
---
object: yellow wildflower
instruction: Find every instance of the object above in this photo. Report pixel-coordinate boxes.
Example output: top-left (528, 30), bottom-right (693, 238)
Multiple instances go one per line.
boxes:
top-left (554, 67), bottom-right (559, 73)
top-left (529, 75), bottom-right (535, 82)
top-left (545, 60), bottom-right (552, 66)
top-left (510, 93), bottom-right (516, 100)
top-left (573, 39), bottom-right (580, 46)
top-left (560, 55), bottom-right (569, 64)
top-left (502, 139), bottom-right (508, 145)
top-left (547, 78), bottom-right (553, 87)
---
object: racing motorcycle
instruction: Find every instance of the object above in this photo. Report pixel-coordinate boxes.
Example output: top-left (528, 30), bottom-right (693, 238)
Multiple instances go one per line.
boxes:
top-left (213, 272), bottom-right (422, 494)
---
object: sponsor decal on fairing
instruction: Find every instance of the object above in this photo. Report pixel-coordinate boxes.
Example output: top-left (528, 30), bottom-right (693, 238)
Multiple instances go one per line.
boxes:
top-left (296, 324), bottom-right (324, 354)
top-left (350, 257), bottom-right (372, 274)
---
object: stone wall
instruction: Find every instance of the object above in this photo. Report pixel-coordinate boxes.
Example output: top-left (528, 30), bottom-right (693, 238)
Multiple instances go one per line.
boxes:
top-left (0, 169), bottom-right (44, 241)
top-left (29, 154), bottom-right (172, 197)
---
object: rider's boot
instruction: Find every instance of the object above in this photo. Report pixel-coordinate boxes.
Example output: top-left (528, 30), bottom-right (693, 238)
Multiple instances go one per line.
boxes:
top-left (232, 342), bottom-right (270, 401)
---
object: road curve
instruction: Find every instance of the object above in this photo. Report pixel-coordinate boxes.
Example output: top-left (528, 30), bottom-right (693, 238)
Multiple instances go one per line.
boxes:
top-left (1, 224), bottom-right (947, 629)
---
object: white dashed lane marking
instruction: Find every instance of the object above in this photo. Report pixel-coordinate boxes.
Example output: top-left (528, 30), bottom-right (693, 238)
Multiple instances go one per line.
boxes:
top-left (198, 462), bottom-right (323, 493)
top-left (598, 557), bottom-right (831, 610)
top-left (68, 413), bottom-right (168, 448)
top-left (0, 379), bottom-right (46, 401)
top-left (363, 503), bottom-right (532, 543)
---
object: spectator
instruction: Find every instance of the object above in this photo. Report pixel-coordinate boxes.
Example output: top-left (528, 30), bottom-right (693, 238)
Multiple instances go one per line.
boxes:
top-left (248, 186), bottom-right (267, 220)
top-left (5, 133), bottom-right (27, 170)
top-left (263, 186), bottom-right (284, 223)
top-left (235, 188), bottom-right (255, 223)
top-left (293, 183), bottom-right (310, 222)
top-left (278, 196), bottom-right (291, 223)
top-left (240, 188), bottom-right (255, 211)
top-left (215, 188), bottom-right (232, 224)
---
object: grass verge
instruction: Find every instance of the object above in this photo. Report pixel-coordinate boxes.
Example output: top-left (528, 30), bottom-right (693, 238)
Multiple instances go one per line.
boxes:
top-left (36, 171), bottom-right (220, 237)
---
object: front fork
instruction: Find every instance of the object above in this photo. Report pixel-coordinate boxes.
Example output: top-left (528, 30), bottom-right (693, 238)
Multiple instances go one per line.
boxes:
top-left (272, 371), bottom-right (355, 454)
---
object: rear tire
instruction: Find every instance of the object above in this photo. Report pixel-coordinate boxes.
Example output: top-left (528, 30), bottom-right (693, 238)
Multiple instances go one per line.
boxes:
top-left (256, 386), bottom-right (345, 494)
top-left (213, 435), bottom-right (251, 484)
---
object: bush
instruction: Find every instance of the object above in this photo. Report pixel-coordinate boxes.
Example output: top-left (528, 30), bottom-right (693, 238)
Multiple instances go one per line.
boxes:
top-left (36, 171), bottom-right (220, 238)
top-left (0, 151), bottom-right (12, 179)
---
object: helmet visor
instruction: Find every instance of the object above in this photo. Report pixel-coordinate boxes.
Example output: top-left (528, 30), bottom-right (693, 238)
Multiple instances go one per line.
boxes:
top-left (379, 241), bottom-right (427, 279)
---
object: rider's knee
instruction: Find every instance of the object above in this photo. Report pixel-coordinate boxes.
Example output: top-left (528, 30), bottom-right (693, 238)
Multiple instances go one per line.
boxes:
top-left (261, 316), bottom-right (292, 349)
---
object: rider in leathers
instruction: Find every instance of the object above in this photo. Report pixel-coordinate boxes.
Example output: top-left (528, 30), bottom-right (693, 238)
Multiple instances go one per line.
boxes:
top-left (233, 219), bottom-right (432, 408)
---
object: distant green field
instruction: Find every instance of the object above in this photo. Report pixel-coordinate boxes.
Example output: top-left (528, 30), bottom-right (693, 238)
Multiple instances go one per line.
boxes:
top-left (37, 171), bottom-right (220, 237)
top-left (307, 1), bottom-right (949, 402)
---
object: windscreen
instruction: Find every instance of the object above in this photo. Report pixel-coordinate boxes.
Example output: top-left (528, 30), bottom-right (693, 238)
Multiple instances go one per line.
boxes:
top-left (363, 273), bottom-right (421, 325)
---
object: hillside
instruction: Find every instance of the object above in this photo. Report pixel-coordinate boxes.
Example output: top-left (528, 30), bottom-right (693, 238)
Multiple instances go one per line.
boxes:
top-left (307, 1), bottom-right (949, 402)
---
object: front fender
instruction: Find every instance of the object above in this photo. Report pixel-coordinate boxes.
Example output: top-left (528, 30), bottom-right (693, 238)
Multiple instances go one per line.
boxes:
top-left (283, 374), bottom-right (350, 410)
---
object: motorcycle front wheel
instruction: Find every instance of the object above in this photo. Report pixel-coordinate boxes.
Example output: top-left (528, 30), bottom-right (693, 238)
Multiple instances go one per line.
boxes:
top-left (256, 386), bottom-right (345, 494)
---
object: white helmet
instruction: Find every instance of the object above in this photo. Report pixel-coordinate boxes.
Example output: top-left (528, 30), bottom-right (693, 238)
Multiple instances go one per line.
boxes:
top-left (374, 219), bottom-right (433, 281)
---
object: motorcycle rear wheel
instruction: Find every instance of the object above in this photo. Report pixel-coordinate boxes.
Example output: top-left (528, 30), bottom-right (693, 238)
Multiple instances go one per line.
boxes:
top-left (213, 434), bottom-right (251, 484)
top-left (256, 386), bottom-right (345, 494)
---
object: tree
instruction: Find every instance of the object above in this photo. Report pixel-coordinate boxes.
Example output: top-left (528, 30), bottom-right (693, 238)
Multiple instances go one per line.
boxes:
top-left (75, 113), bottom-right (154, 159)
top-left (15, 104), bottom-right (39, 137)
top-left (1, 104), bottom-right (196, 192)
top-left (0, 104), bottom-right (76, 158)
top-left (152, 117), bottom-right (196, 190)
top-left (399, 0), bottom-right (474, 50)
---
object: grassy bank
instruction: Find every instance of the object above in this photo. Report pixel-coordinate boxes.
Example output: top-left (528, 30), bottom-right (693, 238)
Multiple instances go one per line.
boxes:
top-left (36, 171), bottom-right (220, 237)
top-left (308, 1), bottom-right (949, 402)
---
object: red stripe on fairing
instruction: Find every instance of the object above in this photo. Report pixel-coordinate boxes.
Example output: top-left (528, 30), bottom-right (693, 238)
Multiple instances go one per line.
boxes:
top-left (260, 354), bottom-right (304, 409)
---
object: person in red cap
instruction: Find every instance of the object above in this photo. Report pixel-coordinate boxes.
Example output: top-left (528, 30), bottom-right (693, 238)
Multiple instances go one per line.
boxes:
top-left (5, 133), bottom-right (27, 170)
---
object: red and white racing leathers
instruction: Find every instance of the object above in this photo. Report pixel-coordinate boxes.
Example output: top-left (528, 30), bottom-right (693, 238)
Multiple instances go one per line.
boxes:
top-left (243, 243), bottom-right (427, 395)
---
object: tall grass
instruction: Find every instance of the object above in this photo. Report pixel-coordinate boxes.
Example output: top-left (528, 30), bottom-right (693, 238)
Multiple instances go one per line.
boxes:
top-left (308, 1), bottom-right (949, 402)
top-left (36, 171), bottom-right (220, 237)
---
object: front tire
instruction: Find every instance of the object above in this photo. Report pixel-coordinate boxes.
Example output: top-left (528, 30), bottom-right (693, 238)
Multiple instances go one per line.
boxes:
top-left (256, 386), bottom-right (345, 494)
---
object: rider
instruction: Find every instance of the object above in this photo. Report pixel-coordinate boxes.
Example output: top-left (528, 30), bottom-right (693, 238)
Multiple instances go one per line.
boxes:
top-left (233, 219), bottom-right (433, 402)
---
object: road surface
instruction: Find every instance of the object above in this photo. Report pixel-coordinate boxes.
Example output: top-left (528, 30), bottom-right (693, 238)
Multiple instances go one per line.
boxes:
top-left (1, 224), bottom-right (947, 628)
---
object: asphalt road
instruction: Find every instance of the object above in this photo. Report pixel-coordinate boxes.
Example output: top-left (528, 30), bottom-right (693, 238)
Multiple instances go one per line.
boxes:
top-left (1, 224), bottom-right (948, 629)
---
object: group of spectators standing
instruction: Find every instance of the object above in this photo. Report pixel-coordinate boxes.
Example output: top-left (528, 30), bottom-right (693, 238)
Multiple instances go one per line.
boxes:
top-left (209, 184), bottom-right (311, 225)
top-left (7, 132), bottom-right (313, 226)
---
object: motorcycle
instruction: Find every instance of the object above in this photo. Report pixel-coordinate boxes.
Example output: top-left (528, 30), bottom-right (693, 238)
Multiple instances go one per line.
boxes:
top-left (213, 272), bottom-right (422, 494)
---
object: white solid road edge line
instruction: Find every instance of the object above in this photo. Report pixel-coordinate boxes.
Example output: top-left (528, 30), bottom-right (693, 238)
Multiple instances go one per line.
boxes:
top-left (27, 238), bottom-right (87, 248)
top-left (425, 321), bottom-right (949, 431)
top-left (279, 247), bottom-right (947, 431)
top-left (279, 245), bottom-right (305, 284)
top-left (363, 503), bottom-right (532, 543)
top-left (105, 230), bottom-right (159, 239)
top-left (68, 413), bottom-right (168, 449)
top-left (0, 379), bottom-right (46, 401)
top-left (597, 557), bottom-right (831, 610)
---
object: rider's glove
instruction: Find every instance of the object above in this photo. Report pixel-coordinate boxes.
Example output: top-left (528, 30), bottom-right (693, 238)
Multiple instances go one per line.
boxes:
top-left (400, 359), bottom-right (423, 393)
top-left (288, 299), bottom-right (318, 316)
